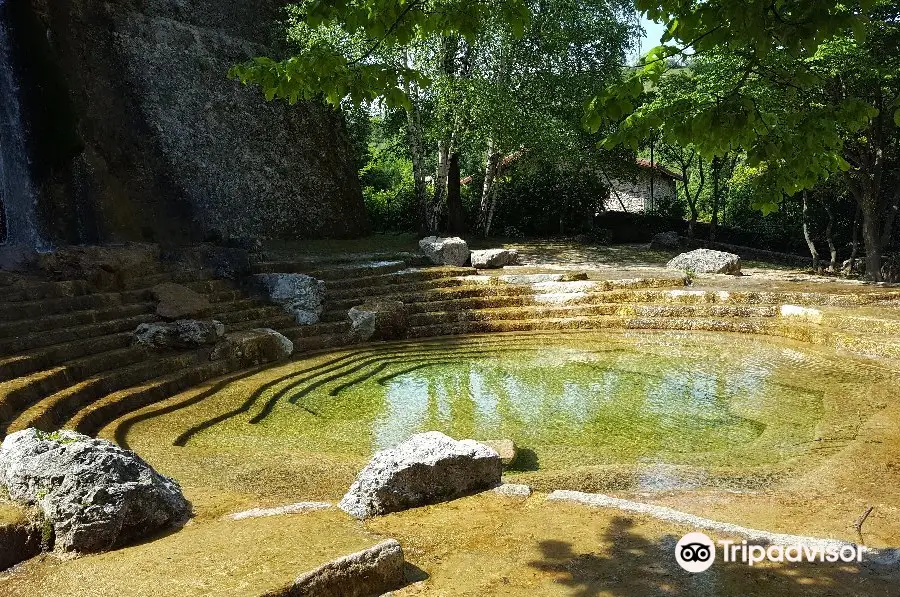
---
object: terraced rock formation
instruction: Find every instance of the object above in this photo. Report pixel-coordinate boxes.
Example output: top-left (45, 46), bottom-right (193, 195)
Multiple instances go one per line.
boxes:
top-left (3, 246), bottom-right (900, 445)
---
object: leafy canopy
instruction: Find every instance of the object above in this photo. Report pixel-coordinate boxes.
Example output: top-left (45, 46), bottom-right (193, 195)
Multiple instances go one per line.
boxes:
top-left (585, 0), bottom-right (899, 210)
top-left (230, 0), bottom-right (531, 109)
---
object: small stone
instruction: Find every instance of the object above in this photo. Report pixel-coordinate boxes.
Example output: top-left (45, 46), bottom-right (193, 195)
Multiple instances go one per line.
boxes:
top-left (339, 432), bottom-right (502, 519)
top-left (493, 484), bottom-right (532, 498)
top-left (348, 301), bottom-right (407, 342)
top-left (210, 329), bottom-right (293, 365)
top-left (151, 283), bottom-right (211, 320)
top-left (0, 429), bottom-right (190, 554)
top-left (471, 249), bottom-right (519, 269)
top-left (419, 236), bottom-right (470, 267)
top-left (478, 439), bottom-right (517, 466)
top-left (134, 319), bottom-right (224, 349)
top-left (666, 249), bottom-right (742, 275)
top-left (227, 502), bottom-right (332, 521)
top-left (265, 540), bottom-right (405, 597)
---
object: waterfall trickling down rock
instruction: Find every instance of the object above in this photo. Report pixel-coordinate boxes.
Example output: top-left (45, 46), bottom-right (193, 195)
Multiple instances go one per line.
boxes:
top-left (0, 0), bottom-right (44, 249)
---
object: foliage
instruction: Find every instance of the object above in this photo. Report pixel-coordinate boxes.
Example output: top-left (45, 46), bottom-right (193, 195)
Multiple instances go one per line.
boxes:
top-left (491, 158), bottom-right (607, 235)
top-left (230, 0), bottom-right (532, 109)
top-left (585, 0), bottom-right (898, 210)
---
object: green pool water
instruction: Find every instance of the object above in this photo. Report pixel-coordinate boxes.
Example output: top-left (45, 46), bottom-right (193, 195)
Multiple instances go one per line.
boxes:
top-left (175, 331), bottom-right (892, 482)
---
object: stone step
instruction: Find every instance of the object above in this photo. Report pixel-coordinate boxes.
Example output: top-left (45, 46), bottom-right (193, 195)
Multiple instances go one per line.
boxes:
top-left (0, 313), bottom-right (157, 355)
top-left (7, 351), bottom-right (208, 435)
top-left (229, 313), bottom-right (297, 332)
top-left (0, 279), bottom-right (92, 303)
top-left (280, 321), bottom-right (352, 342)
top-left (214, 304), bottom-right (287, 325)
top-left (0, 346), bottom-right (150, 431)
top-left (0, 332), bottom-right (135, 382)
top-left (407, 303), bottom-right (779, 327)
top-left (326, 276), bottom-right (475, 302)
top-left (323, 266), bottom-right (476, 292)
top-left (326, 284), bottom-right (539, 313)
top-left (64, 359), bottom-right (238, 439)
top-left (0, 302), bottom-right (156, 340)
top-left (252, 259), bottom-right (411, 279)
top-left (0, 290), bottom-right (151, 323)
top-left (406, 315), bottom-right (771, 339)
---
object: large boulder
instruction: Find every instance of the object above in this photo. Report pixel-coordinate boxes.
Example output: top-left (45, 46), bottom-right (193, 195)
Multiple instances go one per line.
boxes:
top-left (255, 274), bottom-right (326, 325)
top-left (667, 249), bottom-right (742, 275)
top-left (151, 283), bottom-right (211, 320)
top-left (650, 231), bottom-right (681, 250)
top-left (265, 539), bottom-right (406, 597)
top-left (0, 429), bottom-right (190, 553)
top-left (134, 320), bottom-right (225, 349)
top-left (210, 328), bottom-right (293, 365)
top-left (419, 237), bottom-right (470, 267)
top-left (470, 248), bottom-right (519, 269)
top-left (348, 301), bottom-right (407, 342)
top-left (339, 432), bottom-right (502, 519)
top-left (36, 244), bottom-right (162, 290)
top-left (24, 0), bottom-right (368, 244)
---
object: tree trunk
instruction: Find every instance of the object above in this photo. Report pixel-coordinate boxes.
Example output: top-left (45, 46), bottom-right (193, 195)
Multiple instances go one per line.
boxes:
top-left (861, 200), bottom-right (883, 282)
top-left (402, 51), bottom-right (428, 233)
top-left (824, 203), bottom-right (838, 272)
top-left (849, 204), bottom-right (861, 275)
top-left (802, 192), bottom-right (820, 272)
top-left (478, 139), bottom-right (502, 236)
top-left (429, 140), bottom-right (452, 233)
top-left (446, 152), bottom-right (465, 235)
top-left (710, 156), bottom-right (720, 242)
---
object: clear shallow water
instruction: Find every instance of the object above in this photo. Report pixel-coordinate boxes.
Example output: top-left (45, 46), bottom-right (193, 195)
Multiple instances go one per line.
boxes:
top-left (183, 331), bottom-right (892, 478)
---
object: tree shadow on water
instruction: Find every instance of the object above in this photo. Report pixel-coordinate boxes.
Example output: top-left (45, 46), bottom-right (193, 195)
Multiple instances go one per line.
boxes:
top-left (528, 516), bottom-right (900, 597)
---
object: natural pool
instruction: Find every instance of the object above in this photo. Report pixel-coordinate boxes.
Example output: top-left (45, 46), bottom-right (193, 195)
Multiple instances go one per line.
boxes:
top-left (116, 330), bottom-right (896, 497)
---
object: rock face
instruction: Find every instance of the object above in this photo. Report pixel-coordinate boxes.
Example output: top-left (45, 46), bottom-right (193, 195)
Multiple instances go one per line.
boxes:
top-left (419, 237), bottom-right (470, 267)
top-left (667, 249), bottom-right (742, 275)
top-left (470, 248), bottom-right (519, 269)
top-left (36, 244), bottom-right (161, 290)
top-left (134, 320), bottom-right (224, 349)
top-left (21, 0), bottom-right (368, 245)
top-left (265, 539), bottom-right (406, 597)
top-left (255, 274), bottom-right (326, 325)
top-left (210, 329), bottom-right (293, 365)
top-left (151, 283), bottom-right (211, 320)
top-left (0, 429), bottom-right (191, 553)
top-left (348, 301), bottom-right (407, 342)
top-left (339, 432), bottom-right (502, 520)
top-left (650, 231), bottom-right (681, 250)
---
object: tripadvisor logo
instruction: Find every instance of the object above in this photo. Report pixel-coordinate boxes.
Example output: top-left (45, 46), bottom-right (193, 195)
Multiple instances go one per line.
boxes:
top-left (675, 532), bottom-right (864, 573)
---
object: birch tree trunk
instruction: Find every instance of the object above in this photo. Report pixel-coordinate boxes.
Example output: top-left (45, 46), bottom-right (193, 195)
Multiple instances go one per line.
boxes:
top-left (802, 191), bottom-right (820, 272)
top-left (478, 139), bottom-right (502, 236)
top-left (403, 51), bottom-right (428, 233)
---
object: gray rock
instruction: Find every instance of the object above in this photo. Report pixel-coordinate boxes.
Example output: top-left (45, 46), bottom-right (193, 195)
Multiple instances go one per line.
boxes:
top-left (348, 301), bottom-right (407, 342)
top-left (667, 249), bottom-right (742, 275)
top-left (264, 539), bottom-right (405, 597)
top-left (34, 1), bottom-right (368, 244)
top-left (650, 231), bottom-right (681, 250)
top-left (339, 432), bottom-right (502, 519)
top-left (478, 439), bottom-right (517, 466)
top-left (255, 274), bottom-right (326, 325)
top-left (134, 319), bottom-right (225, 349)
top-left (210, 329), bottom-right (293, 365)
top-left (151, 283), bottom-right (211, 320)
top-left (0, 429), bottom-right (190, 554)
top-left (493, 484), bottom-right (532, 498)
top-left (419, 237), bottom-right (470, 267)
top-left (470, 248), bottom-right (519, 269)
